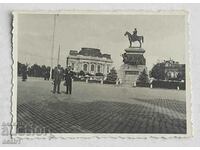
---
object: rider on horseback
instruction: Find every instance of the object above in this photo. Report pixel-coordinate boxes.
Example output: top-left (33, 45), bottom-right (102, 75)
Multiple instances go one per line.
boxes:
top-left (124, 28), bottom-right (144, 48)
top-left (132, 28), bottom-right (137, 38)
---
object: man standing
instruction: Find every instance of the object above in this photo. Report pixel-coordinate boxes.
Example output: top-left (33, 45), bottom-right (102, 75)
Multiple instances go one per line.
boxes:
top-left (53, 64), bottom-right (63, 94)
top-left (64, 66), bottom-right (73, 94)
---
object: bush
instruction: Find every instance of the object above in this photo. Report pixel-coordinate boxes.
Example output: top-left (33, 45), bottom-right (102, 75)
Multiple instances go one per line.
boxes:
top-left (136, 82), bottom-right (150, 87)
top-left (88, 80), bottom-right (101, 84)
top-left (103, 80), bottom-right (116, 84)
top-left (95, 72), bottom-right (104, 76)
top-left (73, 76), bottom-right (86, 82)
top-left (151, 80), bottom-right (185, 90)
top-left (79, 70), bottom-right (85, 76)
top-left (86, 73), bottom-right (94, 76)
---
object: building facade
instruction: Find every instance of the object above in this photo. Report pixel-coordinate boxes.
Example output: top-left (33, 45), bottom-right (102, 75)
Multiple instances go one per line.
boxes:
top-left (67, 48), bottom-right (113, 75)
top-left (163, 59), bottom-right (185, 81)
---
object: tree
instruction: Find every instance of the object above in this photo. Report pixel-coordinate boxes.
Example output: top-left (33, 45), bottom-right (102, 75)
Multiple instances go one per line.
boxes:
top-left (137, 69), bottom-right (149, 84)
top-left (79, 70), bottom-right (85, 76)
top-left (106, 67), bottom-right (118, 82)
top-left (150, 63), bottom-right (165, 80)
top-left (17, 62), bottom-right (23, 76)
top-left (22, 63), bottom-right (49, 78)
top-left (41, 65), bottom-right (47, 77)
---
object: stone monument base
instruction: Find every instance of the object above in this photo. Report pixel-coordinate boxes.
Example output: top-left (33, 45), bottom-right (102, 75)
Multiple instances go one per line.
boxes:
top-left (119, 64), bottom-right (146, 86)
top-left (119, 47), bottom-right (147, 87)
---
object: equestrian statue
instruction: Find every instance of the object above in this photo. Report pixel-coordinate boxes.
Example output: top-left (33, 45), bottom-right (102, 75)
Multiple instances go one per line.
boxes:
top-left (124, 28), bottom-right (144, 48)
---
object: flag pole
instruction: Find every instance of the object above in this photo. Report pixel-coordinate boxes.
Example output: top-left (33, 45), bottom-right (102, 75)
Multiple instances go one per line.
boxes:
top-left (57, 44), bottom-right (61, 65)
top-left (50, 14), bottom-right (57, 80)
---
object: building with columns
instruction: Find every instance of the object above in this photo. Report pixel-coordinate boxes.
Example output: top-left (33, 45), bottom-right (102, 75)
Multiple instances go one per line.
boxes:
top-left (67, 48), bottom-right (113, 75)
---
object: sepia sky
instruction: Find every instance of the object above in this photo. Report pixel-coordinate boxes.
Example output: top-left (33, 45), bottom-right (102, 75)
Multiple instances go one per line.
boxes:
top-left (17, 13), bottom-right (187, 70)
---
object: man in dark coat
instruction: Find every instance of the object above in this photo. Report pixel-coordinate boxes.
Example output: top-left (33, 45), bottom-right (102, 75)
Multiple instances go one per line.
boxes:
top-left (53, 64), bottom-right (63, 94)
top-left (64, 66), bottom-right (73, 94)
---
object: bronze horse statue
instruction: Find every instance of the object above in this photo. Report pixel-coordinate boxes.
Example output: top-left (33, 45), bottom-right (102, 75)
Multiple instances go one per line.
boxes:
top-left (124, 31), bottom-right (144, 48)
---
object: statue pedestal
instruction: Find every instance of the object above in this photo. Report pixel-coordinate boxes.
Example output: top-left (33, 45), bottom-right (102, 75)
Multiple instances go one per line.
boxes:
top-left (119, 47), bottom-right (147, 86)
top-left (124, 47), bottom-right (145, 54)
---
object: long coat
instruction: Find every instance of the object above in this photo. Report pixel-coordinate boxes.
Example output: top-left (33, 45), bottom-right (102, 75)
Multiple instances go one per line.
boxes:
top-left (53, 67), bottom-right (63, 83)
top-left (64, 70), bottom-right (73, 85)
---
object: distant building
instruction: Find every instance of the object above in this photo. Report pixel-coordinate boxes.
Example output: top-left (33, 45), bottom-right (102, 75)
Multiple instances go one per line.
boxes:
top-left (67, 48), bottom-right (113, 75)
top-left (163, 59), bottom-right (185, 80)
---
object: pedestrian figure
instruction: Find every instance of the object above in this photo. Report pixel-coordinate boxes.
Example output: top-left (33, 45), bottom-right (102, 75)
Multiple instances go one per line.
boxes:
top-left (64, 67), bottom-right (73, 94)
top-left (22, 64), bottom-right (27, 81)
top-left (53, 64), bottom-right (63, 94)
top-left (44, 69), bottom-right (50, 80)
top-left (47, 70), bottom-right (50, 80)
top-left (44, 70), bottom-right (48, 80)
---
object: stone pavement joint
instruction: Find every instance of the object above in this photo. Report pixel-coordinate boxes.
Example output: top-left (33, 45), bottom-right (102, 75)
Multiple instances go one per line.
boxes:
top-left (17, 78), bottom-right (186, 134)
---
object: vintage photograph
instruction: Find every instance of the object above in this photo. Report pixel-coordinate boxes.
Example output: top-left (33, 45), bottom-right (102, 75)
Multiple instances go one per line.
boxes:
top-left (12, 11), bottom-right (191, 137)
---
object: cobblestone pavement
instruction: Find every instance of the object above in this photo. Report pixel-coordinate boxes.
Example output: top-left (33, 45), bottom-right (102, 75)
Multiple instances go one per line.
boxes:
top-left (17, 77), bottom-right (186, 133)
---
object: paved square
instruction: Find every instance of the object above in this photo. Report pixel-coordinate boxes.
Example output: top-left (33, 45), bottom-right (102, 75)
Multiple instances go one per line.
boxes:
top-left (16, 77), bottom-right (186, 133)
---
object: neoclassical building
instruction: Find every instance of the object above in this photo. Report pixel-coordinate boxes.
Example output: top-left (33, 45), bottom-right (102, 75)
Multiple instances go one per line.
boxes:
top-left (163, 59), bottom-right (185, 80)
top-left (67, 48), bottom-right (113, 75)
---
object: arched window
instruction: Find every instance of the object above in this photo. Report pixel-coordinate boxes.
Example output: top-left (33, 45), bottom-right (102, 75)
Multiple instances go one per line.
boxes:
top-left (83, 64), bottom-right (88, 72)
top-left (91, 64), bottom-right (95, 71)
top-left (97, 65), bottom-right (101, 73)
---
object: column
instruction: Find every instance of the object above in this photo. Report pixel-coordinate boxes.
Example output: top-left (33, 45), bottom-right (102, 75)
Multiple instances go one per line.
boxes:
top-left (88, 63), bottom-right (91, 74)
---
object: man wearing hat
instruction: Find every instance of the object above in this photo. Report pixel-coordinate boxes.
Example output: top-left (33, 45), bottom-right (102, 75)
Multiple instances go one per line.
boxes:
top-left (64, 66), bottom-right (73, 94)
top-left (53, 64), bottom-right (63, 94)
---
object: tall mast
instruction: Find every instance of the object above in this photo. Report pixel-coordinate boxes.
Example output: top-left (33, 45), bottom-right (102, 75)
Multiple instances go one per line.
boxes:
top-left (57, 44), bottom-right (61, 65)
top-left (50, 14), bottom-right (57, 79)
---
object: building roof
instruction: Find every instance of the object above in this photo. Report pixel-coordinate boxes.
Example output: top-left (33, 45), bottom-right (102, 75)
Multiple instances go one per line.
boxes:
top-left (69, 47), bottom-right (111, 59)
top-left (69, 50), bottom-right (78, 56)
top-left (163, 59), bottom-right (185, 68)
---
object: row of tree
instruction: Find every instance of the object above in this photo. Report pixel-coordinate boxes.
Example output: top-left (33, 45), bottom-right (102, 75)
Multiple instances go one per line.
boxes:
top-left (17, 62), bottom-right (118, 82)
top-left (18, 60), bottom-right (185, 85)
top-left (18, 62), bottom-right (51, 78)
